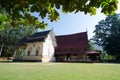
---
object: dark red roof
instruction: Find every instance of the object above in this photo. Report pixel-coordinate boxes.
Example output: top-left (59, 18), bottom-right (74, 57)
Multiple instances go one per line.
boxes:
top-left (55, 32), bottom-right (88, 49)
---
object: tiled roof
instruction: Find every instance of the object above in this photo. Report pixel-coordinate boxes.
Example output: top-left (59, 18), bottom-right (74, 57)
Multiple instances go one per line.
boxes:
top-left (55, 32), bottom-right (88, 49)
top-left (29, 30), bottom-right (50, 38)
top-left (16, 30), bottom-right (51, 46)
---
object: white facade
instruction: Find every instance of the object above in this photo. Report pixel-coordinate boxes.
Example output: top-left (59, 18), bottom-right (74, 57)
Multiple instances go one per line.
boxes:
top-left (42, 34), bottom-right (56, 62)
top-left (13, 31), bottom-right (57, 62)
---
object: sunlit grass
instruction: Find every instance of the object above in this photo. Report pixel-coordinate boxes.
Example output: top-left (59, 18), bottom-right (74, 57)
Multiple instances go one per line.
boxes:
top-left (0, 62), bottom-right (120, 80)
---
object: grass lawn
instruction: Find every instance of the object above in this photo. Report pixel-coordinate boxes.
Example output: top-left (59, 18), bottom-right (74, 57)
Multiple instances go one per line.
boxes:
top-left (0, 62), bottom-right (120, 80)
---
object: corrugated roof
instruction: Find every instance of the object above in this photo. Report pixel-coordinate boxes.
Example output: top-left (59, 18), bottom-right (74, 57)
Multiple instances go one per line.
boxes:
top-left (55, 32), bottom-right (88, 49)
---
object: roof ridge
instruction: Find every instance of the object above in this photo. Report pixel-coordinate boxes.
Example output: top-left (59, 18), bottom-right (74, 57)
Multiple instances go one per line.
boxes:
top-left (34, 30), bottom-right (51, 34)
top-left (56, 31), bottom-right (87, 37)
top-left (27, 36), bottom-right (46, 39)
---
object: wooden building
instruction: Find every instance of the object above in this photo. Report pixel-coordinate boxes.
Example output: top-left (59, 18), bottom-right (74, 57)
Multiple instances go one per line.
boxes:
top-left (55, 32), bottom-right (100, 62)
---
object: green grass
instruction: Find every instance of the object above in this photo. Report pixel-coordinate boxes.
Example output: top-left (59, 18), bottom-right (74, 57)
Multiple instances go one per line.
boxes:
top-left (0, 62), bottom-right (120, 80)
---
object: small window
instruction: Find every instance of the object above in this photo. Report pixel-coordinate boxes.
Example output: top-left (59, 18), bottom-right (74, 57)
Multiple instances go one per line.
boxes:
top-left (27, 51), bottom-right (30, 56)
top-left (36, 50), bottom-right (39, 56)
top-left (74, 54), bottom-right (76, 56)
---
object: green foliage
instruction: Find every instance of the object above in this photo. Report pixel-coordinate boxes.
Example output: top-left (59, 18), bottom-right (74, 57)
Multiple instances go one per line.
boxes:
top-left (0, 13), bottom-right (8, 29)
top-left (100, 51), bottom-right (115, 61)
top-left (88, 40), bottom-right (95, 50)
top-left (0, 13), bottom-right (37, 57)
top-left (100, 52), bottom-right (109, 61)
top-left (0, 0), bottom-right (118, 28)
top-left (93, 14), bottom-right (120, 60)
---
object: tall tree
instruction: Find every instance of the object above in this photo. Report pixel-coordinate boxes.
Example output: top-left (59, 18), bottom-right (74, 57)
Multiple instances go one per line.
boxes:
top-left (93, 14), bottom-right (120, 61)
top-left (0, 13), bottom-right (37, 57)
top-left (0, 0), bottom-right (118, 28)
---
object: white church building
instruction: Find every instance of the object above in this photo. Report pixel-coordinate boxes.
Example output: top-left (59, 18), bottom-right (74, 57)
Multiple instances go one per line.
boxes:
top-left (13, 30), bottom-right (57, 62)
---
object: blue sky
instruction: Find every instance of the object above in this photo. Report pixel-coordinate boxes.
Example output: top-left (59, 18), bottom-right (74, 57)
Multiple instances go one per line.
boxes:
top-left (32, 3), bottom-right (120, 39)
top-left (44, 10), bottom-right (106, 39)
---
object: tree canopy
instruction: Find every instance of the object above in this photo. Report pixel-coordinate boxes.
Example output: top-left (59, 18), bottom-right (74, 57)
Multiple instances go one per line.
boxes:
top-left (93, 14), bottom-right (120, 60)
top-left (0, 13), bottom-right (37, 57)
top-left (0, 0), bottom-right (118, 29)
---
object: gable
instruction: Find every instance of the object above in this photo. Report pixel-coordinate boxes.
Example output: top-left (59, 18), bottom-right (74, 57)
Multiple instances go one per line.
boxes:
top-left (55, 32), bottom-right (88, 49)
top-left (49, 31), bottom-right (57, 47)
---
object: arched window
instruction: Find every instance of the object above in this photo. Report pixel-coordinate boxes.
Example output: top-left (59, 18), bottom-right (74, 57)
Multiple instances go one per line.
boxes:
top-left (36, 50), bottom-right (39, 56)
top-left (36, 46), bottom-right (40, 56)
top-left (27, 47), bottom-right (32, 56)
top-left (27, 51), bottom-right (31, 56)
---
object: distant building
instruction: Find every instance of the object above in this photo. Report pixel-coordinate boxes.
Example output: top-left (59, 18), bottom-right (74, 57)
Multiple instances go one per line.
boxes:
top-left (13, 30), bottom-right (100, 62)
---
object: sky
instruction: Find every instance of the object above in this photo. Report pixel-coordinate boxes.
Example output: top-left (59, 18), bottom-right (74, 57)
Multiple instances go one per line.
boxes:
top-left (44, 10), bottom-right (106, 39)
top-left (32, 3), bottom-right (120, 39)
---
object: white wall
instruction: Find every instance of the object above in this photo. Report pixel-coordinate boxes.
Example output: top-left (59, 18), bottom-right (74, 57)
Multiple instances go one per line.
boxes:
top-left (22, 42), bottom-right (43, 61)
top-left (15, 31), bottom-right (56, 62)
top-left (42, 34), bottom-right (55, 62)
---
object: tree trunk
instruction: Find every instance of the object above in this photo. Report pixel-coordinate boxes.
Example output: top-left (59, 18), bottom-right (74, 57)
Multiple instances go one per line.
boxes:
top-left (0, 43), bottom-right (4, 56)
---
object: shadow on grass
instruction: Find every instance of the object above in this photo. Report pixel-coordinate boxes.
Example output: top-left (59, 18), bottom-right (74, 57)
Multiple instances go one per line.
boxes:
top-left (0, 60), bottom-right (13, 63)
top-left (0, 60), bottom-right (120, 64)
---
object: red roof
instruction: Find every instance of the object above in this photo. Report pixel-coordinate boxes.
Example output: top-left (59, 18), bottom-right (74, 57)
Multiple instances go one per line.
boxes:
top-left (55, 32), bottom-right (88, 49)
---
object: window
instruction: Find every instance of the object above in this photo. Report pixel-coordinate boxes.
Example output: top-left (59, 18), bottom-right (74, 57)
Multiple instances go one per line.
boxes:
top-left (74, 54), bottom-right (76, 56)
top-left (27, 51), bottom-right (30, 56)
top-left (27, 47), bottom-right (32, 56)
top-left (36, 46), bottom-right (41, 56)
top-left (36, 50), bottom-right (39, 56)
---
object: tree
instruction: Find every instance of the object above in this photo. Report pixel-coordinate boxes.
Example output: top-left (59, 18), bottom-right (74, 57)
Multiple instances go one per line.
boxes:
top-left (93, 13), bottom-right (120, 61)
top-left (88, 40), bottom-right (95, 50)
top-left (0, 13), bottom-right (37, 58)
top-left (0, 0), bottom-right (118, 28)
